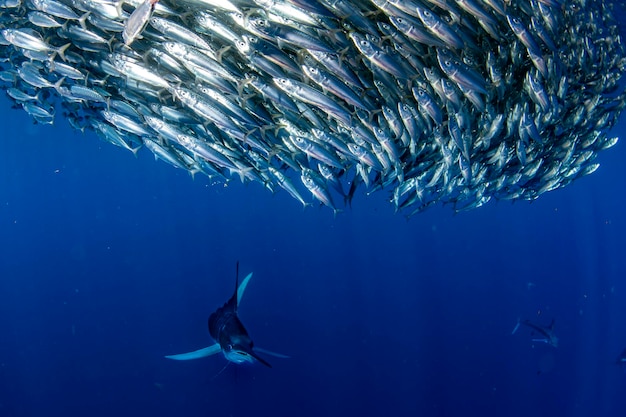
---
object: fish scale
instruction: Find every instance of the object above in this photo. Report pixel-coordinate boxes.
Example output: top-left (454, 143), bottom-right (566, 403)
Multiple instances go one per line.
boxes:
top-left (0, 0), bottom-right (624, 215)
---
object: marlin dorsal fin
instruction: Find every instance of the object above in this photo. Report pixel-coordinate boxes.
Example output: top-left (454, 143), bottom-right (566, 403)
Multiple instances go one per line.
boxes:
top-left (228, 262), bottom-right (254, 312)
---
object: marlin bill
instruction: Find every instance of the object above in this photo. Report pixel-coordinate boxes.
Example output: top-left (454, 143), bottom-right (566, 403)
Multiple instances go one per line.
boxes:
top-left (0, 0), bottom-right (624, 215)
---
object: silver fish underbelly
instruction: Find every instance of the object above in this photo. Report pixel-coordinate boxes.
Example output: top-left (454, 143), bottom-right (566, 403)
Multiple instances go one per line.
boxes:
top-left (0, 0), bottom-right (624, 215)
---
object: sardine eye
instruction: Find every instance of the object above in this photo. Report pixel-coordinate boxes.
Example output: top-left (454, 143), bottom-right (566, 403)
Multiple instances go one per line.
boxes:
top-left (423, 10), bottom-right (431, 17)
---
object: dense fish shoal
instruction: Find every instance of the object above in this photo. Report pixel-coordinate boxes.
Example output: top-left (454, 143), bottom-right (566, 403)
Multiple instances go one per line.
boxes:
top-left (0, 0), bottom-right (624, 215)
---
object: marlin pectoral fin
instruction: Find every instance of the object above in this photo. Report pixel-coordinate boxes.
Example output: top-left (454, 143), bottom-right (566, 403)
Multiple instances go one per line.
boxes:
top-left (237, 272), bottom-right (253, 305)
top-left (255, 347), bottom-right (291, 359)
top-left (165, 343), bottom-right (221, 360)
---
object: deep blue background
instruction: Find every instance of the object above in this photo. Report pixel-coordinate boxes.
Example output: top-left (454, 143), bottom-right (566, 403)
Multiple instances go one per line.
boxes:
top-left (2, 23), bottom-right (626, 417)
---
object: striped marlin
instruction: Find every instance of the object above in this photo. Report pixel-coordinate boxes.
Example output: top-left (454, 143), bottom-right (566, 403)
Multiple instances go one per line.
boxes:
top-left (165, 263), bottom-right (288, 367)
top-left (512, 318), bottom-right (558, 348)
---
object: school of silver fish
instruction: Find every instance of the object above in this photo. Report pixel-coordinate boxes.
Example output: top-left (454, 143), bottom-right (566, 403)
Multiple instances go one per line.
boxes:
top-left (1, 0), bottom-right (625, 215)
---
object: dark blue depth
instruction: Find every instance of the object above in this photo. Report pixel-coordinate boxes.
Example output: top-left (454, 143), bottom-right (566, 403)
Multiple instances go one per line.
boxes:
top-left (2, 41), bottom-right (626, 417)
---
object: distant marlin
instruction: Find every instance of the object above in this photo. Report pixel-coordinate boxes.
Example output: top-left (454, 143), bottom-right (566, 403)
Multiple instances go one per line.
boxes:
top-left (512, 318), bottom-right (559, 348)
top-left (165, 263), bottom-right (288, 367)
top-left (616, 349), bottom-right (626, 365)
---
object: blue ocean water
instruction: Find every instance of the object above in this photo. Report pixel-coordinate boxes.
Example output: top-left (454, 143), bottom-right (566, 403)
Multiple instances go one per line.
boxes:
top-left (2, 26), bottom-right (626, 417)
